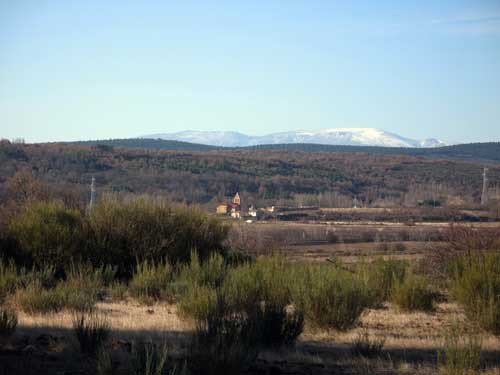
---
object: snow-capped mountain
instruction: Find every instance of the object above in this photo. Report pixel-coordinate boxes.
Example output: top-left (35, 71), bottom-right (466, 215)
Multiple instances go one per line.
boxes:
top-left (143, 128), bottom-right (445, 148)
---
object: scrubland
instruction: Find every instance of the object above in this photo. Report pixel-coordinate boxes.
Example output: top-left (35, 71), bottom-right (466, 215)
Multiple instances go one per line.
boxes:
top-left (1, 196), bottom-right (499, 374)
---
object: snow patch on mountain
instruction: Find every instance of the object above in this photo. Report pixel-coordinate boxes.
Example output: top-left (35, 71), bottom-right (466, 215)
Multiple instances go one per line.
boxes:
top-left (143, 128), bottom-right (446, 148)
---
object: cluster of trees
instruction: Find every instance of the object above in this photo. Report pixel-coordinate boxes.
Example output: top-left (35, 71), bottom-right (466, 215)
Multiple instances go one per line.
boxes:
top-left (0, 140), bottom-right (498, 210)
top-left (0, 196), bottom-right (229, 278)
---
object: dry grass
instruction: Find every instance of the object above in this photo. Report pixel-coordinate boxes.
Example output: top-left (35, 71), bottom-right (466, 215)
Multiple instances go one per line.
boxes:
top-left (17, 301), bottom-right (191, 344)
top-left (302, 303), bottom-right (498, 352)
top-left (11, 300), bottom-right (500, 374)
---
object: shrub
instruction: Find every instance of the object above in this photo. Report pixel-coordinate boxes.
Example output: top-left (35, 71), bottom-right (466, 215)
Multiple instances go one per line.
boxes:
top-left (245, 304), bottom-right (304, 348)
top-left (189, 317), bottom-right (257, 375)
top-left (180, 256), bottom-right (304, 373)
top-left (18, 264), bottom-right (56, 289)
top-left (130, 260), bottom-right (174, 304)
top-left (0, 307), bottom-right (17, 338)
top-left (96, 348), bottom-right (115, 375)
top-left (391, 271), bottom-right (436, 312)
top-left (86, 196), bottom-right (229, 277)
top-left (449, 252), bottom-right (500, 335)
top-left (16, 281), bottom-right (66, 314)
top-left (302, 265), bottom-right (372, 331)
top-left (361, 258), bottom-right (408, 305)
top-left (16, 267), bottom-right (102, 314)
top-left (9, 202), bottom-right (84, 272)
top-left (178, 284), bottom-right (218, 325)
top-left (438, 324), bottom-right (482, 375)
top-left (0, 261), bottom-right (19, 302)
top-left (350, 329), bottom-right (385, 357)
top-left (180, 281), bottom-right (257, 374)
top-left (178, 252), bottom-right (228, 290)
top-left (72, 311), bottom-right (111, 355)
top-left (224, 257), bottom-right (304, 348)
top-left (107, 281), bottom-right (127, 301)
top-left (64, 263), bottom-right (115, 299)
top-left (129, 341), bottom-right (169, 375)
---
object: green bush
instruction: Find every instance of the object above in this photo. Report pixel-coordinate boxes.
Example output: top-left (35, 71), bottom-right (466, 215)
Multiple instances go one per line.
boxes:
top-left (180, 256), bottom-right (305, 372)
top-left (189, 315), bottom-right (257, 375)
top-left (16, 281), bottom-right (66, 314)
top-left (130, 260), bottom-right (174, 304)
top-left (302, 265), bottom-right (372, 331)
top-left (15, 264), bottom-right (108, 314)
top-left (0, 307), bottom-right (17, 338)
top-left (361, 258), bottom-right (408, 305)
top-left (178, 252), bottom-right (228, 291)
top-left (96, 348), bottom-right (115, 375)
top-left (350, 329), bottom-right (385, 357)
top-left (72, 311), bottom-right (111, 355)
top-left (18, 264), bottom-right (57, 289)
top-left (52, 263), bottom-right (114, 312)
top-left (391, 271), bottom-right (436, 312)
top-left (9, 202), bottom-right (84, 272)
top-left (224, 257), bottom-right (304, 348)
top-left (438, 324), bottom-right (482, 375)
top-left (129, 341), bottom-right (169, 375)
top-left (86, 196), bottom-right (229, 277)
top-left (0, 261), bottom-right (19, 302)
top-left (449, 252), bottom-right (500, 335)
top-left (107, 281), bottom-right (127, 301)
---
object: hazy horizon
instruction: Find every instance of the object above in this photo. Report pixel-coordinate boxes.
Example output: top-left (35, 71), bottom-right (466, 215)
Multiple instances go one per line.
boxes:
top-left (1, 1), bottom-right (500, 144)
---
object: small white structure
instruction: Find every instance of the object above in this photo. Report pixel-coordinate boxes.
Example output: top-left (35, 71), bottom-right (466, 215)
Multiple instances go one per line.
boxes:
top-left (248, 205), bottom-right (258, 217)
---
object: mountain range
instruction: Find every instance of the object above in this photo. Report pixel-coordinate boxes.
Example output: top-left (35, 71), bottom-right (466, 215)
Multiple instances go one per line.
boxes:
top-left (142, 128), bottom-right (446, 148)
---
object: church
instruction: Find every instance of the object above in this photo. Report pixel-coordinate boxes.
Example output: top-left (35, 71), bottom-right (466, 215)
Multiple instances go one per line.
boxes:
top-left (216, 192), bottom-right (241, 218)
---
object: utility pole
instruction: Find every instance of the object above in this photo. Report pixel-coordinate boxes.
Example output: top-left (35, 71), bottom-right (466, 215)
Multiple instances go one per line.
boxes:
top-left (89, 176), bottom-right (96, 211)
top-left (481, 168), bottom-right (488, 206)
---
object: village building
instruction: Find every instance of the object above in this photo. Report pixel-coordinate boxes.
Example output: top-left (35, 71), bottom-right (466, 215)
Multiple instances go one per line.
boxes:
top-left (216, 203), bottom-right (228, 215)
top-left (215, 192), bottom-right (242, 218)
top-left (248, 205), bottom-right (257, 217)
top-left (232, 192), bottom-right (241, 206)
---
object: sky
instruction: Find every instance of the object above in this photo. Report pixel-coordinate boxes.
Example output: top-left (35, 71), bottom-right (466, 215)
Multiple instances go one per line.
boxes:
top-left (1, 1), bottom-right (499, 144)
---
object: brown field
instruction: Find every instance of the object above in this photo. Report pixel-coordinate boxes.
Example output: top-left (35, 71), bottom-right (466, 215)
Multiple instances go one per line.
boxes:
top-left (3, 299), bottom-right (498, 375)
top-left (229, 220), bottom-right (500, 259)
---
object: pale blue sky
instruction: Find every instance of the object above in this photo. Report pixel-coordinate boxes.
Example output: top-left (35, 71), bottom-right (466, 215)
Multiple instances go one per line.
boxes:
top-left (1, 1), bottom-right (499, 143)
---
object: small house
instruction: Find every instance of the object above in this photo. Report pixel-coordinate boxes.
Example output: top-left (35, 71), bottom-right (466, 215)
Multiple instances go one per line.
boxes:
top-left (216, 203), bottom-right (228, 215)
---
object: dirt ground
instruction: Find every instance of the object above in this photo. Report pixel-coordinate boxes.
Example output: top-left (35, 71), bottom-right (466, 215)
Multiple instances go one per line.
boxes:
top-left (1, 300), bottom-right (499, 375)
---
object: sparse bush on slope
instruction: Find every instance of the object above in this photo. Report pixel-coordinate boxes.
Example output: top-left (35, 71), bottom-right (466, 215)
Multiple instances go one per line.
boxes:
top-left (361, 258), bottom-right (408, 305)
top-left (450, 252), bottom-right (500, 335)
top-left (0, 307), bottom-right (17, 338)
top-left (86, 196), bottom-right (229, 276)
top-left (391, 271), bottom-right (436, 312)
top-left (130, 260), bottom-right (174, 304)
top-left (0, 261), bottom-right (19, 302)
top-left (8, 201), bottom-right (84, 273)
top-left (4, 196), bottom-right (229, 279)
top-left (438, 324), bottom-right (482, 375)
top-left (72, 311), bottom-right (110, 355)
top-left (301, 264), bottom-right (372, 331)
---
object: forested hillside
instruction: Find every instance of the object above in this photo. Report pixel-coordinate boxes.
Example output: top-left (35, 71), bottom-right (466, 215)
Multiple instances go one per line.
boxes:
top-left (0, 140), bottom-right (498, 209)
top-left (66, 139), bottom-right (500, 163)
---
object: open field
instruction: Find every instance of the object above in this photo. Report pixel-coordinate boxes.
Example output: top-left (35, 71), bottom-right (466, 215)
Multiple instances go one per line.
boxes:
top-left (229, 220), bottom-right (500, 260)
top-left (1, 300), bottom-right (498, 375)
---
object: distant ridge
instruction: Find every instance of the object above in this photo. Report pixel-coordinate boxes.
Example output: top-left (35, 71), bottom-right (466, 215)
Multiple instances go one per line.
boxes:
top-left (65, 139), bottom-right (500, 163)
top-left (68, 138), bottom-right (218, 151)
top-left (143, 128), bottom-right (446, 148)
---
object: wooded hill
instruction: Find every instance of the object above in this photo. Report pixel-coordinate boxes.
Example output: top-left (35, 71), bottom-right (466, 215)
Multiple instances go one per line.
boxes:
top-left (1, 140), bottom-right (498, 209)
top-left (68, 139), bottom-right (500, 163)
